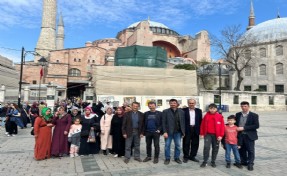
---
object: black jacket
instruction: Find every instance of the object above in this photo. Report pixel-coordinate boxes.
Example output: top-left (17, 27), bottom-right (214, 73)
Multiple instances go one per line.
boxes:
top-left (162, 108), bottom-right (185, 136)
top-left (143, 110), bottom-right (162, 134)
top-left (183, 107), bottom-right (202, 136)
top-left (235, 111), bottom-right (259, 141)
top-left (122, 111), bottom-right (145, 138)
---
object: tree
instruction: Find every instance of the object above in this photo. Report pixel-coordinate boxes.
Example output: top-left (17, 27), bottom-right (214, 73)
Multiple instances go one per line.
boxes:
top-left (174, 64), bottom-right (197, 70)
top-left (196, 61), bottom-right (214, 90)
top-left (211, 25), bottom-right (258, 90)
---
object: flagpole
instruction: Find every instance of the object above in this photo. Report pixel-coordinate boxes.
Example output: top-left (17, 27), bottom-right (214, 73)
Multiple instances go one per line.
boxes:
top-left (38, 66), bottom-right (43, 103)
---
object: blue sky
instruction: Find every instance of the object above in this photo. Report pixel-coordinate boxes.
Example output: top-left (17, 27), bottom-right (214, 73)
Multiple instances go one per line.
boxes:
top-left (0, 0), bottom-right (286, 62)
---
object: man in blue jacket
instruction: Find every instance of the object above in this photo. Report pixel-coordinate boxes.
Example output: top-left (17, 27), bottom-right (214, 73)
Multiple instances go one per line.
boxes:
top-left (142, 101), bottom-right (162, 164)
top-left (235, 101), bottom-right (259, 171)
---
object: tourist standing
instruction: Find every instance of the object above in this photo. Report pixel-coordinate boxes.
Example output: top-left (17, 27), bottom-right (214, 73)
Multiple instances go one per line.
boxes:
top-left (29, 102), bottom-right (39, 128)
top-left (34, 107), bottom-right (54, 160)
top-left (68, 118), bottom-right (82, 158)
top-left (142, 101), bottom-right (162, 164)
top-left (110, 107), bottom-right (125, 157)
top-left (51, 106), bottom-right (72, 157)
top-left (182, 99), bottom-right (202, 163)
top-left (100, 107), bottom-right (113, 155)
top-left (122, 102), bottom-right (144, 164)
top-left (78, 107), bottom-right (101, 155)
top-left (162, 99), bottom-right (185, 165)
top-left (235, 101), bottom-right (259, 171)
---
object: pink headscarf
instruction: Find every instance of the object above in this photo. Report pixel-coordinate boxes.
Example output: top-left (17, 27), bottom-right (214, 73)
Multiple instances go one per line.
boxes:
top-left (84, 106), bottom-right (93, 116)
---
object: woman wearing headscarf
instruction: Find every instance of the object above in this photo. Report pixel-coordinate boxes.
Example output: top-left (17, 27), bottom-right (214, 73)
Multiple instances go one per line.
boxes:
top-left (6, 103), bottom-right (23, 136)
top-left (110, 107), bottom-right (125, 157)
top-left (51, 106), bottom-right (72, 157)
top-left (34, 107), bottom-right (54, 160)
top-left (100, 107), bottom-right (113, 155)
top-left (70, 106), bottom-right (81, 123)
top-left (78, 107), bottom-right (101, 155)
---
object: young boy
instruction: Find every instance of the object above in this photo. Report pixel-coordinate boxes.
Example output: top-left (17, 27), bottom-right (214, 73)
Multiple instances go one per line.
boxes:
top-left (225, 115), bottom-right (242, 168)
top-left (200, 103), bottom-right (225, 168)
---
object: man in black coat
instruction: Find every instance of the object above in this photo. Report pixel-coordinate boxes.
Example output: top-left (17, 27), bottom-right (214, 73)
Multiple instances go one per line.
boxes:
top-left (235, 101), bottom-right (259, 171)
top-left (182, 99), bottom-right (202, 163)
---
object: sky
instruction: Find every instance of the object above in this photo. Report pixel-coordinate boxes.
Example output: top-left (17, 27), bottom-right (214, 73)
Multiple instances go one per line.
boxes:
top-left (0, 0), bottom-right (286, 62)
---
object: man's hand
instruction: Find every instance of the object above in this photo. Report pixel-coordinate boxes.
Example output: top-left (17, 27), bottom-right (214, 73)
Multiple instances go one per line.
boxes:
top-left (238, 146), bottom-right (241, 149)
top-left (237, 127), bottom-right (244, 131)
top-left (47, 123), bottom-right (53, 127)
top-left (91, 127), bottom-right (94, 130)
top-left (200, 135), bottom-right (204, 139)
top-left (217, 136), bottom-right (222, 141)
top-left (64, 131), bottom-right (68, 135)
top-left (123, 134), bottom-right (127, 138)
top-left (34, 135), bottom-right (38, 138)
top-left (163, 133), bottom-right (168, 139)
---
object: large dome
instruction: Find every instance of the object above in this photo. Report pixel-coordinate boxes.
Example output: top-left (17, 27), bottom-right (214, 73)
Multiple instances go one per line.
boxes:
top-left (245, 18), bottom-right (287, 43)
top-left (128, 20), bottom-right (169, 29)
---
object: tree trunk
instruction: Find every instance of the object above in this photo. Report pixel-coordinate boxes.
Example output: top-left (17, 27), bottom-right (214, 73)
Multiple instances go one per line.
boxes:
top-left (234, 72), bottom-right (243, 90)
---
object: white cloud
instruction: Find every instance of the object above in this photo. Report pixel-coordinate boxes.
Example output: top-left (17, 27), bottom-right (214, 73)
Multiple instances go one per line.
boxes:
top-left (0, 0), bottom-right (241, 30)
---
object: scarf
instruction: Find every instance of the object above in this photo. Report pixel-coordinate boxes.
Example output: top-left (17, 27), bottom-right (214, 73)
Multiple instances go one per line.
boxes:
top-left (41, 107), bottom-right (53, 121)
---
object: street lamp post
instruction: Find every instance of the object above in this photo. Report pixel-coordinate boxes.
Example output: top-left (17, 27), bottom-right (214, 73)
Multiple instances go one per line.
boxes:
top-left (218, 62), bottom-right (222, 114)
top-left (18, 47), bottom-right (42, 107)
top-left (38, 57), bottom-right (48, 103)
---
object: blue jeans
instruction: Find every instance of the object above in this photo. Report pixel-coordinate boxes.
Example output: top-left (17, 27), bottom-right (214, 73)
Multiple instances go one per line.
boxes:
top-left (0, 117), bottom-right (6, 126)
top-left (225, 143), bottom-right (241, 164)
top-left (164, 132), bottom-right (181, 160)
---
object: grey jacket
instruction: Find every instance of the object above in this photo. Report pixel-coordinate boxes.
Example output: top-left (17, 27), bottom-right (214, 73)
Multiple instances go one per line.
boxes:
top-left (162, 108), bottom-right (185, 136)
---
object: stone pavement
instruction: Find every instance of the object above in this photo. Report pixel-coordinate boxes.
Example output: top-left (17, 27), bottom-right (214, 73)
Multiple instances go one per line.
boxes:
top-left (0, 111), bottom-right (286, 176)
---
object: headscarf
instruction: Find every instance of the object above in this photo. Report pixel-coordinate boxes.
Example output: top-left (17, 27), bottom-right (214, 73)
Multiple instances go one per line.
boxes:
top-left (42, 107), bottom-right (53, 121)
top-left (84, 106), bottom-right (93, 117)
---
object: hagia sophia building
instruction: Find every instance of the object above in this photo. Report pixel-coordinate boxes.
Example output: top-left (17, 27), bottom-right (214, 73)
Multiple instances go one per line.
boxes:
top-left (17, 0), bottom-right (209, 99)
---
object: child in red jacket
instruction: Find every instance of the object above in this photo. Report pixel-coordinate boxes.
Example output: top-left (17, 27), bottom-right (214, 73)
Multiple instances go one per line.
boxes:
top-left (200, 103), bottom-right (225, 168)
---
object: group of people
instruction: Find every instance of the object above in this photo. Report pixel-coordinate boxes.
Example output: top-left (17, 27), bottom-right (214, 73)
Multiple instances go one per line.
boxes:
top-left (0, 98), bottom-right (259, 172)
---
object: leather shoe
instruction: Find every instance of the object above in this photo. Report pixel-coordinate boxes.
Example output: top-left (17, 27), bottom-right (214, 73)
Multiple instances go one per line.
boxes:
top-left (164, 159), bottom-right (170, 165)
top-left (143, 157), bottom-right (151, 162)
top-left (153, 158), bottom-right (159, 164)
top-left (247, 164), bottom-right (254, 171)
top-left (174, 158), bottom-right (182, 164)
top-left (190, 157), bottom-right (199, 162)
top-left (124, 158), bottom-right (129, 164)
top-left (183, 158), bottom-right (188, 163)
top-left (134, 158), bottom-right (142, 162)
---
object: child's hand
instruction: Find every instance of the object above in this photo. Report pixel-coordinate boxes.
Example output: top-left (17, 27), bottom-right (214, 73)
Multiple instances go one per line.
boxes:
top-left (238, 146), bottom-right (241, 149)
top-left (200, 135), bottom-right (204, 139)
top-left (217, 137), bottom-right (222, 141)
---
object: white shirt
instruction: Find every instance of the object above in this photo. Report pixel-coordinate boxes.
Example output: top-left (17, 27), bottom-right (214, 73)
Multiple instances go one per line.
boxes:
top-left (189, 108), bottom-right (195, 126)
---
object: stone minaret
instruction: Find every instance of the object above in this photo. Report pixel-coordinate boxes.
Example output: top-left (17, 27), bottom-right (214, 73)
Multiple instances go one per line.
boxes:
top-left (247, 0), bottom-right (255, 30)
top-left (56, 13), bottom-right (64, 50)
top-left (35, 0), bottom-right (57, 61)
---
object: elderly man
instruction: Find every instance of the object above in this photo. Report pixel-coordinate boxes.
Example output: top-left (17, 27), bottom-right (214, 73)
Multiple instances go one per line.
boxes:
top-left (182, 99), bottom-right (202, 163)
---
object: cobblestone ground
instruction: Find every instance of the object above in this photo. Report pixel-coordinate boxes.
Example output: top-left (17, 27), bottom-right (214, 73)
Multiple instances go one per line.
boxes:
top-left (0, 111), bottom-right (286, 176)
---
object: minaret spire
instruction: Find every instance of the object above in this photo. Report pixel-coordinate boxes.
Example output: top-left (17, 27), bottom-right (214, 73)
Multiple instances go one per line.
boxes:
top-left (56, 12), bottom-right (65, 50)
top-left (277, 8), bottom-right (281, 18)
top-left (247, 0), bottom-right (255, 30)
top-left (35, 0), bottom-right (57, 61)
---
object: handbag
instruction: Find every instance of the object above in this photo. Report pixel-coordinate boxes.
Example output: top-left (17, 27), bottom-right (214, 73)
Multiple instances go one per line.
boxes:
top-left (31, 128), bottom-right (34, 135)
top-left (87, 129), bottom-right (96, 143)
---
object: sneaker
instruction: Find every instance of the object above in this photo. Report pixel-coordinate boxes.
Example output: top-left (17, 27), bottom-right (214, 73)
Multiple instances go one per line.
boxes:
top-left (164, 159), bottom-right (170, 165)
top-left (6, 134), bottom-right (11, 137)
top-left (70, 154), bottom-right (74, 158)
top-left (247, 164), bottom-right (254, 171)
top-left (226, 163), bottom-right (231, 168)
top-left (190, 157), bottom-right (200, 162)
top-left (143, 157), bottom-right (152, 162)
top-left (5, 132), bottom-right (8, 135)
top-left (234, 163), bottom-right (243, 169)
top-left (134, 158), bottom-right (142, 162)
top-left (12, 134), bottom-right (16, 137)
top-left (114, 154), bottom-right (118, 158)
top-left (200, 162), bottom-right (207, 168)
top-left (183, 158), bottom-right (189, 163)
top-left (153, 158), bottom-right (159, 164)
top-left (211, 162), bottom-right (216, 168)
top-left (74, 153), bottom-right (79, 157)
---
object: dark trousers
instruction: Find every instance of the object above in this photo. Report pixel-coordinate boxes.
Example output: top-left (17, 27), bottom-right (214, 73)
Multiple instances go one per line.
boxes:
top-left (239, 134), bottom-right (255, 165)
top-left (183, 126), bottom-right (199, 159)
top-left (145, 131), bottom-right (160, 158)
top-left (203, 134), bottom-right (219, 163)
top-left (8, 121), bottom-right (18, 135)
top-left (125, 130), bottom-right (141, 159)
top-left (31, 116), bottom-right (36, 127)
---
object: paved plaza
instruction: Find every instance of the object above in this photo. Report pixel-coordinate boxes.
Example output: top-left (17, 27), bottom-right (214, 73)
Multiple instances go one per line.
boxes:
top-left (0, 111), bottom-right (286, 176)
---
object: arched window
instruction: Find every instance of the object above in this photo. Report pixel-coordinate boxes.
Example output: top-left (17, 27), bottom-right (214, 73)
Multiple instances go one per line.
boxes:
top-left (276, 63), bottom-right (283, 74)
top-left (244, 50), bottom-right (252, 60)
top-left (276, 45), bottom-right (283, 56)
top-left (245, 66), bottom-right (251, 76)
top-left (259, 64), bottom-right (266, 75)
top-left (259, 48), bottom-right (266, 58)
top-left (68, 68), bottom-right (81, 77)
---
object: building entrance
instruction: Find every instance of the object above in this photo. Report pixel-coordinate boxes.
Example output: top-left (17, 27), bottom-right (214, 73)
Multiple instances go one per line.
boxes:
top-left (67, 83), bottom-right (86, 99)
